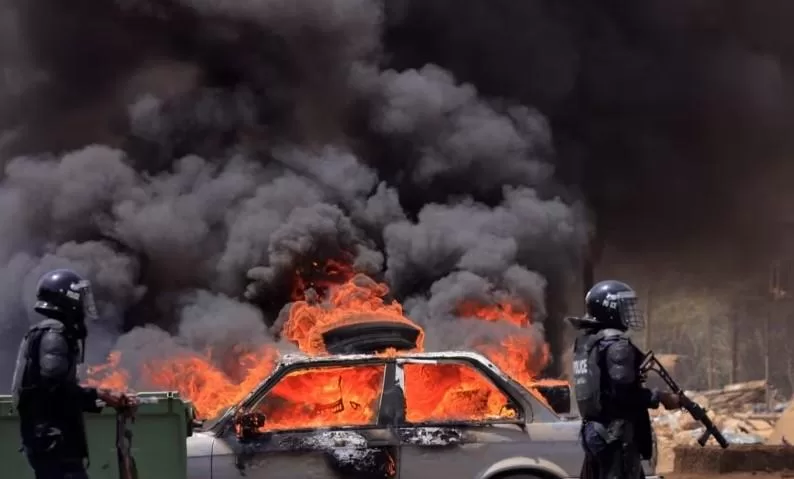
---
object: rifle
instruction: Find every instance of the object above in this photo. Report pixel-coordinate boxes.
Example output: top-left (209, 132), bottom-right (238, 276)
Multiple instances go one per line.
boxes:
top-left (640, 351), bottom-right (729, 449)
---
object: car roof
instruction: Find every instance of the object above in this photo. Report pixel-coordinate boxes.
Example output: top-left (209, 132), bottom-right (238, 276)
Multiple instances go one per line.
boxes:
top-left (275, 350), bottom-right (514, 382)
top-left (279, 349), bottom-right (495, 366)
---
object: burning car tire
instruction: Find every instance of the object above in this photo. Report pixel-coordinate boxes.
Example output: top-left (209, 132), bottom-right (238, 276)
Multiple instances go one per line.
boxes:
top-left (321, 318), bottom-right (423, 354)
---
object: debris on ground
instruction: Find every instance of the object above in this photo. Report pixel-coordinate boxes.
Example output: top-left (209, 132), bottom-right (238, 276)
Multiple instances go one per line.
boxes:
top-left (653, 380), bottom-right (777, 446)
top-left (651, 380), bottom-right (785, 473)
top-left (692, 380), bottom-right (769, 411)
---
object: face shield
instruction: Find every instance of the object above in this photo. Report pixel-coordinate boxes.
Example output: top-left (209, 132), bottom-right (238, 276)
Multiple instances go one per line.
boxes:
top-left (611, 290), bottom-right (644, 331)
top-left (71, 279), bottom-right (99, 363)
top-left (74, 280), bottom-right (99, 324)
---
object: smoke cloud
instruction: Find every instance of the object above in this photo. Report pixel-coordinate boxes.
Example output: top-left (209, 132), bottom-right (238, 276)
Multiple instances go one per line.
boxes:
top-left (4, 0), bottom-right (788, 388)
top-left (0, 0), bottom-right (593, 388)
top-left (381, 0), bottom-right (794, 253)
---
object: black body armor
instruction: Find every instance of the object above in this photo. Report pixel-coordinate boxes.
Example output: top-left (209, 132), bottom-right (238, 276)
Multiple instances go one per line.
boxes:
top-left (12, 320), bottom-right (70, 408)
top-left (571, 279), bottom-right (657, 479)
top-left (11, 319), bottom-right (98, 463)
top-left (573, 328), bottom-right (625, 420)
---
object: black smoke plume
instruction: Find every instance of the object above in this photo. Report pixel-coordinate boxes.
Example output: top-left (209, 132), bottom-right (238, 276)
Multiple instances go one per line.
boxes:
top-left (4, 0), bottom-right (788, 388)
top-left (0, 0), bottom-right (591, 387)
top-left (381, 0), bottom-right (794, 258)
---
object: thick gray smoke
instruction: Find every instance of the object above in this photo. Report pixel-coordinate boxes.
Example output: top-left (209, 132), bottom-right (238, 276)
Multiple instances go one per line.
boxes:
top-left (0, 0), bottom-right (588, 388)
top-left (4, 0), bottom-right (791, 390)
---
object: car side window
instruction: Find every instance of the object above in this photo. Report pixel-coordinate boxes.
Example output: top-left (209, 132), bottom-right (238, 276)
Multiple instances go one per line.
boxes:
top-left (401, 361), bottom-right (520, 424)
top-left (250, 364), bottom-right (387, 432)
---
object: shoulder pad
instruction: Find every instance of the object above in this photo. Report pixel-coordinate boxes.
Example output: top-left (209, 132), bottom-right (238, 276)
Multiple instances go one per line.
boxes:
top-left (600, 328), bottom-right (627, 339)
top-left (38, 329), bottom-right (70, 350)
top-left (583, 328), bottom-right (627, 351)
top-left (30, 318), bottom-right (66, 331)
top-left (607, 331), bottom-right (641, 352)
top-left (34, 319), bottom-right (66, 331)
top-left (29, 319), bottom-right (64, 334)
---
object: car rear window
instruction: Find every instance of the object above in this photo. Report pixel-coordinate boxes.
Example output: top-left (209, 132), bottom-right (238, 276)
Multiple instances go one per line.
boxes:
top-left (402, 361), bottom-right (519, 424)
top-left (251, 364), bottom-right (387, 431)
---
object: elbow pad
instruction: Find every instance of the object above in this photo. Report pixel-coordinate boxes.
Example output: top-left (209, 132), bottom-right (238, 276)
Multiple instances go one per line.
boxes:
top-left (606, 340), bottom-right (637, 385)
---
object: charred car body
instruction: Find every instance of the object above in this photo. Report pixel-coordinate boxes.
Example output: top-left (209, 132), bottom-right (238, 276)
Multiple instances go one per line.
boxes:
top-left (185, 351), bottom-right (660, 479)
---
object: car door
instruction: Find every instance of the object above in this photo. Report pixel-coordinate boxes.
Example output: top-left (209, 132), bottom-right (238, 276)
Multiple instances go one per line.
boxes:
top-left (395, 358), bottom-right (580, 479)
top-left (211, 360), bottom-right (402, 479)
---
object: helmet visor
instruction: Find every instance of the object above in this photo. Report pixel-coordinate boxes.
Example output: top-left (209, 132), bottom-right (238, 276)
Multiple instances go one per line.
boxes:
top-left (615, 291), bottom-right (644, 330)
top-left (74, 280), bottom-right (99, 323)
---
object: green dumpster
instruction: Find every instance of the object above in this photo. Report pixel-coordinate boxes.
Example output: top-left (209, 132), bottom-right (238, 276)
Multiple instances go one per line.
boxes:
top-left (0, 391), bottom-right (195, 479)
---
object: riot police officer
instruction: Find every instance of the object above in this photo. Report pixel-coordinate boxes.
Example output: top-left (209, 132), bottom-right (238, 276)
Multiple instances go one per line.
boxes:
top-left (11, 269), bottom-right (133, 479)
top-left (569, 280), bottom-right (681, 479)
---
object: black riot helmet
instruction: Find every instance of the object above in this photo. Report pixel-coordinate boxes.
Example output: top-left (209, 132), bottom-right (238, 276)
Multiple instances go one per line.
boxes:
top-left (34, 269), bottom-right (99, 340)
top-left (583, 280), bottom-right (644, 331)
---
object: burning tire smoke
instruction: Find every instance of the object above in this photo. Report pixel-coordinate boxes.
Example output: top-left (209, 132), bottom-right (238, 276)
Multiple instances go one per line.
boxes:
top-left (6, 0), bottom-right (786, 414)
top-left (0, 0), bottom-right (587, 406)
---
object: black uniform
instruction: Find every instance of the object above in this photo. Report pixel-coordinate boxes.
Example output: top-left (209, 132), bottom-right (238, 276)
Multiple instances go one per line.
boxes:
top-left (570, 280), bottom-right (660, 479)
top-left (11, 269), bottom-right (102, 479)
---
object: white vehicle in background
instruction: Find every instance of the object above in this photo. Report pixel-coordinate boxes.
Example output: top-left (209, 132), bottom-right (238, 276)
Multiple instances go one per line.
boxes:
top-left (185, 351), bottom-right (660, 479)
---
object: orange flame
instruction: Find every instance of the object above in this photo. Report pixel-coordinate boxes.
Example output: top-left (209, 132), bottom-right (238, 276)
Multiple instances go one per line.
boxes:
top-left (403, 362), bottom-right (519, 423)
top-left (457, 301), bottom-right (550, 381)
top-left (142, 348), bottom-right (278, 419)
top-left (457, 301), bottom-right (530, 328)
top-left (284, 274), bottom-right (425, 354)
top-left (84, 352), bottom-right (129, 392)
top-left (255, 364), bottom-right (386, 431)
top-left (456, 301), bottom-right (554, 407)
top-left (86, 265), bottom-right (563, 426)
top-left (86, 348), bottom-right (278, 419)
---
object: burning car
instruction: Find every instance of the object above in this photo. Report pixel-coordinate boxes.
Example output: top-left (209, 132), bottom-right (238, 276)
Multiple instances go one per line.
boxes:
top-left (82, 273), bottom-right (657, 478)
top-left (185, 350), bottom-right (660, 479)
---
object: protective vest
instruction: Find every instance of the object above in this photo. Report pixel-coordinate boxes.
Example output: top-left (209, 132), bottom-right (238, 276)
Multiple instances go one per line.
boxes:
top-left (572, 328), bottom-right (625, 420)
top-left (11, 319), bottom-right (80, 410)
top-left (12, 319), bottom-right (90, 461)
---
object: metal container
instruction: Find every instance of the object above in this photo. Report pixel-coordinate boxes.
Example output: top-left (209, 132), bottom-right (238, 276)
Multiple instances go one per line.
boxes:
top-left (0, 391), bottom-right (194, 479)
